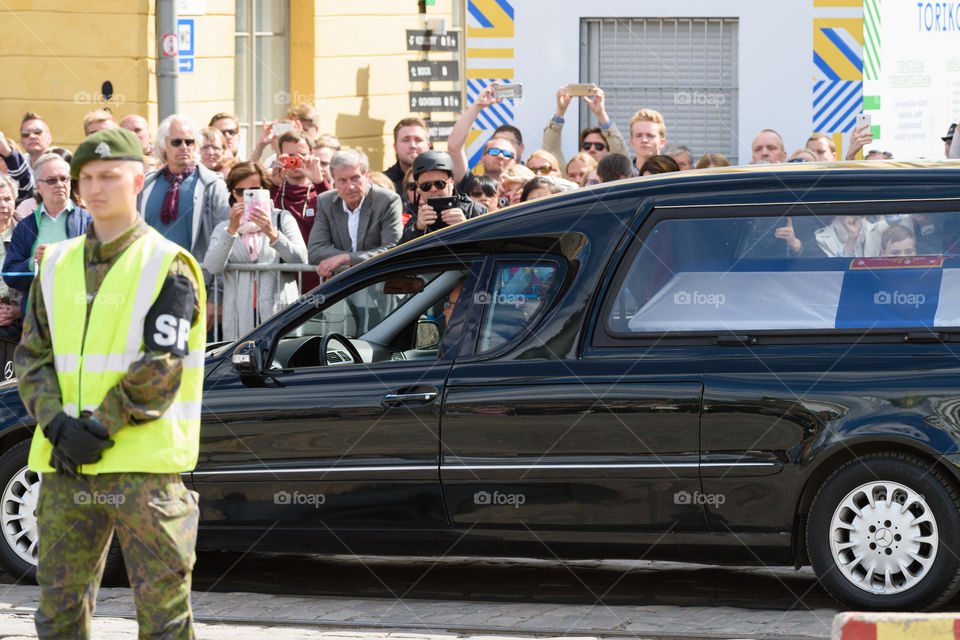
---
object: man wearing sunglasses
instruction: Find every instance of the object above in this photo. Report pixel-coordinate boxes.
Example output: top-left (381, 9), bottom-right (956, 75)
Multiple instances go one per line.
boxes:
top-left (542, 85), bottom-right (629, 176)
top-left (448, 83), bottom-right (520, 187)
top-left (3, 153), bottom-right (91, 317)
top-left (476, 137), bottom-right (517, 185)
top-left (138, 115), bottom-right (229, 330)
top-left (209, 112), bottom-right (242, 160)
top-left (0, 111), bottom-right (54, 203)
top-left (401, 150), bottom-right (486, 243)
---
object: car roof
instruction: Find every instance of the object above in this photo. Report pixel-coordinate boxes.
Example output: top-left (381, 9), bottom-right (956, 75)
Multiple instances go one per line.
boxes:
top-left (369, 161), bottom-right (960, 265)
top-left (576, 159), bottom-right (960, 202)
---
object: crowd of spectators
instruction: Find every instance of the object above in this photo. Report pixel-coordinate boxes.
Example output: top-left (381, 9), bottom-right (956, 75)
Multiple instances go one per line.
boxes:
top-left (0, 82), bottom-right (956, 341)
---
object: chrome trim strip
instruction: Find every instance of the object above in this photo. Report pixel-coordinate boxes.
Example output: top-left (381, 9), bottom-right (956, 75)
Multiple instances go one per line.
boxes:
top-left (700, 462), bottom-right (779, 467)
top-left (192, 465), bottom-right (438, 477)
top-left (446, 462), bottom-right (699, 470)
top-left (443, 462), bottom-right (778, 470)
top-left (193, 461), bottom-right (777, 476)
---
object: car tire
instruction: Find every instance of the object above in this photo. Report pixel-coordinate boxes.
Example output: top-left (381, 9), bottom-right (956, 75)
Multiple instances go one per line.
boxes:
top-left (807, 452), bottom-right (960, 610)
top-left (0, 441), bottom-right (41, 581)
top-left (0, 440), bottom-right (126, 586)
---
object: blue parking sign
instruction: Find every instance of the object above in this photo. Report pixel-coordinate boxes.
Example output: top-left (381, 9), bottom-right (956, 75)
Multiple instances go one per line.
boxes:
top-left (178, 18), bottom-right (194, 73)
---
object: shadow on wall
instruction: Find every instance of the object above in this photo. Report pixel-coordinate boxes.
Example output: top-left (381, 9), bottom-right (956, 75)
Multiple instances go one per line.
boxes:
top-left (335, 65), bottom-right (385, 169)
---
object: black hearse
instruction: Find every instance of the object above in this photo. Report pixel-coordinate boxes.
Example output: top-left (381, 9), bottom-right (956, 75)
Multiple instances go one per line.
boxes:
top-left (2, 163), bottom-right (960, 610)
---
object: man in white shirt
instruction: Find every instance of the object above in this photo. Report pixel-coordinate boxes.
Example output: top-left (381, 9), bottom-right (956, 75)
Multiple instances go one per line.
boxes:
top-left (307, 149), bottom-right (402, 279)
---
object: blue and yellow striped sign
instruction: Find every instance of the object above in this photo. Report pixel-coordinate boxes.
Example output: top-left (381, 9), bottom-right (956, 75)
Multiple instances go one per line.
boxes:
top-left (465, 0), bottom-right (515, 170)
top-left (813, 0), bottom-right (864, 148)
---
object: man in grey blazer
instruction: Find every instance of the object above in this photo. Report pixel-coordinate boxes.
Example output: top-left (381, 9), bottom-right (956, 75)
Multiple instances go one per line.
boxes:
top-left (308, 149), bottom-right (402, 279)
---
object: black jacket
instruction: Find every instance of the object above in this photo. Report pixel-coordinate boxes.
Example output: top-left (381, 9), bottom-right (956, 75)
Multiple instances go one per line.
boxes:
top-left (401, 197), bottom-right (487, 243)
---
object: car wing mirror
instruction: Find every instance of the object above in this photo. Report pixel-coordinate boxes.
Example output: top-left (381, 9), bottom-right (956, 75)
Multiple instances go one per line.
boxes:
top-left (416, 319), bottom-right (441, 349)
top-left (232, 340), bottom-right (263, 377)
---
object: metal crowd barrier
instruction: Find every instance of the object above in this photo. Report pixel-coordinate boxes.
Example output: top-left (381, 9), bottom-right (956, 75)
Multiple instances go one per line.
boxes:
top-left (209, 263), bottom-right (316, 342)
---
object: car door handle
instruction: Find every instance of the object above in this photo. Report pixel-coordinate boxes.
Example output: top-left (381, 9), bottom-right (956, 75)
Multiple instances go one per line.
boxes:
top-left (383, 392), bottom-right (438, 405)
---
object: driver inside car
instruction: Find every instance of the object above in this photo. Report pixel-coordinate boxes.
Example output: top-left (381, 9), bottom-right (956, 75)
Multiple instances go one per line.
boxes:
top-left (442, 280), bottom-right (462, 327)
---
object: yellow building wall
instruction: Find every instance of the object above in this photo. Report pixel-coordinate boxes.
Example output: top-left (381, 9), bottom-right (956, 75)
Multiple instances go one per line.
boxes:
top-left (179, 0), bottom-right (237, 129)
top-left (0, 0), bottom-right (234, 153)
top-left (1, 0), bottom-right (457, 169)
top-left (296, 0), bottom-right (459, 171)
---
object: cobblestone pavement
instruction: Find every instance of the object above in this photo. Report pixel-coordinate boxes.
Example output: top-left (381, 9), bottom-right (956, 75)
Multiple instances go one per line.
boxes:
top-left (0, 557), bottom-right (838, 639)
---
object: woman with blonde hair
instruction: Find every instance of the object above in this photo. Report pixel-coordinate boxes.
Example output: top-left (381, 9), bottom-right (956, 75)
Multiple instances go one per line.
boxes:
top-left (695, 153), bottom-right (730, 169)
top-left (565, 152), bottom-right (598, 187)
top-left (500, 164), bottom-right (535, 206)
top-left (199, 127), bottom-right (235, 179)
top-left (526, 149), bottom-right (562, 178)
top-left (368, 171), bottom-right (396, 193)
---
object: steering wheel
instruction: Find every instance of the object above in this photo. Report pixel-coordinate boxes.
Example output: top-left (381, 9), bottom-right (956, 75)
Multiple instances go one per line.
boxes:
top-left (319, 333), bottom-right (363, 365)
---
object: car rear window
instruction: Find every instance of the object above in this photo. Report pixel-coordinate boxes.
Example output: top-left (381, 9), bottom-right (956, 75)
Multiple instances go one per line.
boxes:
top-left (608, 213), bottom-right (960, 334)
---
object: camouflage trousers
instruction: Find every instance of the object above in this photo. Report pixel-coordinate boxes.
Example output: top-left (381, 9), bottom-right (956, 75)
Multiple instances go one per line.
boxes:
top-left (35, 472), bottom-right (199, 640)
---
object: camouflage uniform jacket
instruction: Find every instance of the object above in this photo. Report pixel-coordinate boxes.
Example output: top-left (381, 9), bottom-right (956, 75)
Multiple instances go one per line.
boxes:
top-left (14, 219), bottom-right (202, 436)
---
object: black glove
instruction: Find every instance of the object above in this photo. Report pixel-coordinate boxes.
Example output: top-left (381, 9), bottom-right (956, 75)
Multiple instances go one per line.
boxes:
top-left (44, 412), bottom-right (114, 474)
top-left (49, 446), bottom-right (80, 479)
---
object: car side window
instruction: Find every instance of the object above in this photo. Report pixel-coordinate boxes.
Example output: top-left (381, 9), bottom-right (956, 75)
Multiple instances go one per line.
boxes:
top-left (477, 263), bottom-right (558, 353)
top-left (271, 269), bottom-right (467, 369)
top-left (607, 211), bottom-right (960, 334)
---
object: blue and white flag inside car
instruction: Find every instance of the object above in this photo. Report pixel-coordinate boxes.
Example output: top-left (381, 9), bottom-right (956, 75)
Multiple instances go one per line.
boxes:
top-left (627, 256), bottom-right (958, 332)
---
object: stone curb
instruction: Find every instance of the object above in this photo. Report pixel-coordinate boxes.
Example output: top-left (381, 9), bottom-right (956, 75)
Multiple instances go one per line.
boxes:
top-left (0, 583), bottom-right (835, 640)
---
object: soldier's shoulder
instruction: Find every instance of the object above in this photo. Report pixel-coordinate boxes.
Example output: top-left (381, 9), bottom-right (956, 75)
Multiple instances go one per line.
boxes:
top-left (168, 254), bottom-right (201, 291)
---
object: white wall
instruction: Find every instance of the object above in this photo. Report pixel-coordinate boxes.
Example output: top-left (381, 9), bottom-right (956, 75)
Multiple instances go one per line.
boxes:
top-left (509, 0), bottom-right (814, 164)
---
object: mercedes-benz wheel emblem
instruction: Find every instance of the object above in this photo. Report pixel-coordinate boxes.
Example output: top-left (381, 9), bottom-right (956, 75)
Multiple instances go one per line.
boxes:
top-left (875, 528), bottom-right (893, 547)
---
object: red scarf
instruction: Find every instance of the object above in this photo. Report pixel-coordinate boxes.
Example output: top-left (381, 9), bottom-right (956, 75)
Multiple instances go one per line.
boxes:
top-left (160, 165), bottom-right (197, 225)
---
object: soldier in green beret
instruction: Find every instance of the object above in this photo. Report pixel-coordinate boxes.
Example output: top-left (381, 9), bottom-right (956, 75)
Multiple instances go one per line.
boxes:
top-left (15, 127), bottom-right (207, 639)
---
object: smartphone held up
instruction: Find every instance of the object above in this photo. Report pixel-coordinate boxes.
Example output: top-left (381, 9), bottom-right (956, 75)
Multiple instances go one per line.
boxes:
top-left (243, 189), bottom-right (272, 221)
top-left (493, 83), bottom-right (524, 103)
top-left (568, 84), bottom-right (595, 97)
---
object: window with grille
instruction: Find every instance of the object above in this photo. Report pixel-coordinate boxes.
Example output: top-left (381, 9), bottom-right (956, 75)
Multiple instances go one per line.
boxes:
top-left (580, 18), bottom-right (739, 166)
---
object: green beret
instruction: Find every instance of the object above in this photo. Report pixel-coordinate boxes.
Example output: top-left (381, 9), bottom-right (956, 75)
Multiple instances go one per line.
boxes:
top-left (70, 127), bottom-right (144, 179)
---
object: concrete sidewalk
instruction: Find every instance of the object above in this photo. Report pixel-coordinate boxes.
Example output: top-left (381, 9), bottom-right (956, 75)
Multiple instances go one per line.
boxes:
top-left (0, 582), bottom-right (834, 640)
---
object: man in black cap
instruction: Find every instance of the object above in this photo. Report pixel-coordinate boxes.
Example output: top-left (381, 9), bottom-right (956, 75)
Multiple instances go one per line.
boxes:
top-left (943, 123), bottom-right (957, 158)
top-left (401, 150), bottom-right (487, 243)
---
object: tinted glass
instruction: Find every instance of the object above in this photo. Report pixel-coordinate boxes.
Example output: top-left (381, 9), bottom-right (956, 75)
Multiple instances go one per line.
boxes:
top-left (609, 212), bottom-right (960, 333)
top-left (478, 264), bottom-right (558, 352)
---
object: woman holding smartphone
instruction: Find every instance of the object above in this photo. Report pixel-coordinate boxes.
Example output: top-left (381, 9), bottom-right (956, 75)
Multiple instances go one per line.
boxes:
top-left (204, 162), bottom-right (307, 340)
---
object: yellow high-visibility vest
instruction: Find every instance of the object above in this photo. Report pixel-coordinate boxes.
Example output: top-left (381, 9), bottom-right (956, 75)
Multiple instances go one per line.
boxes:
top-left (27, 227), bottom-right (206, 474)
